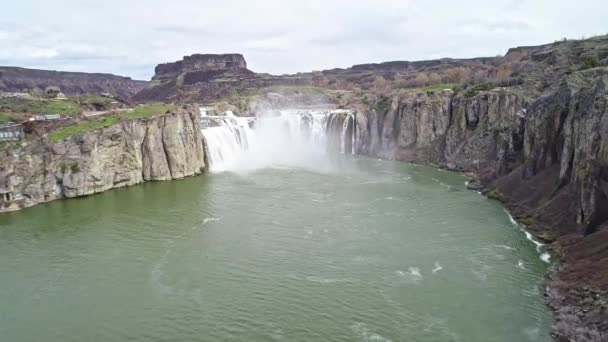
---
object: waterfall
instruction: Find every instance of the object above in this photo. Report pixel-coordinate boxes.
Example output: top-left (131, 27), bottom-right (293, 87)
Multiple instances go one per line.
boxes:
top-left (201, 108), bottom-right (356, 173)
top-left (201, 112), bottom-right (254, 172)
top-left (325, 110), bottom-right (355, 155)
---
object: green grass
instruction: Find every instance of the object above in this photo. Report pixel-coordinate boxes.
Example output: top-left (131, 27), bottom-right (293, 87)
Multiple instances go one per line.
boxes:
top-left (463, 82), bottom-right (497, 98)
top-left (374, 95), bottom-right (392, 113)
top-left (49, 116), bottom-right (119, 143)
top-left (77, 94), bottom-right (114, 108)
top-left (0, 112), bottom-right (13, 124)
top-left (123, 103), bottom-right (177, 120)
top-left (48, 103), bottom-right (178, 143)
top-left (400, 83), bottom-right (458, 94)
top-left (0, 98), bottom-right (81, 115)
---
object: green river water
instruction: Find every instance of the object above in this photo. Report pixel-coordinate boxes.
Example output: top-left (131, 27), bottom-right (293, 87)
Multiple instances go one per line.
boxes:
top-left (0, 157), bottom-right (551, 341)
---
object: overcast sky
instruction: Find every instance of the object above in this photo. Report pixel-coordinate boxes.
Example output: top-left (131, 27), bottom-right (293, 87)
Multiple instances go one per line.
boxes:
top-left (1, 0), bottom-right (606, 80)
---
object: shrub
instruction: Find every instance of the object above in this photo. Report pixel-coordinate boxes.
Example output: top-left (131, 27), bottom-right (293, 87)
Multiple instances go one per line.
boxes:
top-left (464, 82), bottom-right (496, 98)
top-left (70, 163), bottom-right (80, 173)
top-left (374, 96), bottom-right (391, 113)
top-left (580, 55), bottom-right (600, 70)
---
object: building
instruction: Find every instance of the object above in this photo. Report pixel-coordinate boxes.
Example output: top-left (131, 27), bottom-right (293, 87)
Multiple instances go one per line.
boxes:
top-left (0, 123), bottom-right (24, 141)
top-left (56, 92), bottom-right (67, 100)
top-left (30, 114), bottom-right (62, 121)
top-left (0, 92), bottom-right (32, 99)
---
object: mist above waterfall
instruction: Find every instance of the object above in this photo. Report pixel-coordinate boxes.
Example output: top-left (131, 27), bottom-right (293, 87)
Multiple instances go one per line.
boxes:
top-left (201, 109), bottom-right (356, 174)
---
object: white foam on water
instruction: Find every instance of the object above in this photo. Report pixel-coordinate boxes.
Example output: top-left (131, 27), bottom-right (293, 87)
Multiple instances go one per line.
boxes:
top-left (432, 262), bottom-right (443, 274)
top-left (504, 208), bottom-right (553, 263)
top-left (524, 231), bottom-right (544, 252)
top-left (305, 276), bottom-right (358, 284)
top-left (494, 245), bottom-right (515, 250)
top-left (517, 260), bottom-right (526, 270)
top-left (540, 252), bottom-right (551, 264)
top-left (409, 267), bottom-right (422, 279)
top-left (350, 322), bottom-right (393, 342)
top-left (202, 217), bottom-right (220, 225)
top-left (504, 209), bottom-right (519, 226)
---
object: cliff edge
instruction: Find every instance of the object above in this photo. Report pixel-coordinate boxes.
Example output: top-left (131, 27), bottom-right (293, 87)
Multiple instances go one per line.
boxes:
top-left (355, 66), bottom-right (608, 341)
top-left (0, 106), bottom-right (206, 213)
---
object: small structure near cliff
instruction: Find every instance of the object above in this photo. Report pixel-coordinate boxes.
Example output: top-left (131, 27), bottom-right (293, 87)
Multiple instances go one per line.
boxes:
top-left (0, 105), bottom-right (206, 213)
top-left (0, 123), bottom-right (24, 141)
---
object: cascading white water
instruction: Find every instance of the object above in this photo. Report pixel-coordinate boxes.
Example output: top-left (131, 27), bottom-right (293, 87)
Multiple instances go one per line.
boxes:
top-left (201, 108), bottom-right (355, 173)
top-left (201, 111), bottom-right (254, 172)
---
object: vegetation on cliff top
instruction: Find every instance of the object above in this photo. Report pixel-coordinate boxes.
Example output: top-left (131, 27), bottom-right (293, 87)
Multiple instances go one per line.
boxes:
top-left (0, 112), bottom-right (12, 124)
top-left (49, 116), bottom-right (120, 142)
top-left (0, 98), bottom-right (81, 116)
top-left (75, 94), bottom-right (115, 108)
top-left (48, 103), bottom-right (178, 142)
top-left (123, 103), bottom-right (177, 119)
top-left (399, 83), bottom-right (458, 94)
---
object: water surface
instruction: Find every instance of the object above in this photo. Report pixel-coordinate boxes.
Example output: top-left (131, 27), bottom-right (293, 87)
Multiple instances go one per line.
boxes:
top-left (0, 158), bottom-right (551, 341)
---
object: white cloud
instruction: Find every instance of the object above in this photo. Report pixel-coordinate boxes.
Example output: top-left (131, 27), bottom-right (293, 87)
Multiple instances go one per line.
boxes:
top-left (0, 0), bottom-right (607, 80)
top-left (29, 48), bottom-right (59, 59)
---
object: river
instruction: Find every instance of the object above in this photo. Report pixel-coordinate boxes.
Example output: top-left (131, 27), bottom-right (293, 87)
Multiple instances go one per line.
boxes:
top-left (0, 110), bottom-right (552, 341)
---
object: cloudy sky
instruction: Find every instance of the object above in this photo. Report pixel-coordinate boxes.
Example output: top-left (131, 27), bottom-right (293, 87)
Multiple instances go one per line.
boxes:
top-left (1, 0), bottom-right (606, 80)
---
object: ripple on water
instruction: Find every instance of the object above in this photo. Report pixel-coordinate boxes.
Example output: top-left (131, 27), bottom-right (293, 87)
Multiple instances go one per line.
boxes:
top-left (0, 160), bottom-right (552, 342)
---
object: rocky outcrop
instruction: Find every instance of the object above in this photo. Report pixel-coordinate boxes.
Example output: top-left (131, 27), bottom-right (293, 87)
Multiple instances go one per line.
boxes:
top-left (357, 68), bottom-right (608, 341)
top-left (357, 89), bottom-right (526, 170)
top-left (133, 54), bottom-right (259, 103)
top-left (0, 107), bottom-right (205, 213)
top-left (489, 69), bottom-right (608, 342)
top-left (0, 66), bottom-right (147, 100)
top-left (153, 54), bottom-right (248, 81)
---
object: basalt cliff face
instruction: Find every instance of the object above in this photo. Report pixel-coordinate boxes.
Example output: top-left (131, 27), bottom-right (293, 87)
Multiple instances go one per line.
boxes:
top-left (355, 68), bottom-right (608, 341)
top-left (0, 66), bottom-right (148, 99)
top-left (133, 54), bottom-right (261, 103)
top-left (0, 107), bottom-right (205, 213)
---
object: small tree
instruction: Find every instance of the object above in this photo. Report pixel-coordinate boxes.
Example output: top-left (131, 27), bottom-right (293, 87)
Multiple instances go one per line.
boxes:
top-left (428, 72), bottom-right (442, 85)
top-left (373, 75), bottom-right (387, 94)
top-left (413, 73), bottom-right (430, 87)
top-left (44, 86), bottom-right (61, 99)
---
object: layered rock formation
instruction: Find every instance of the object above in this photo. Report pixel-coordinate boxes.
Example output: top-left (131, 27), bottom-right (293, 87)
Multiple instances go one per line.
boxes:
top-left (0, 106), bottom-right (205, 213)
top-left (355, 67), bottom-right (608, 341)
top-left (0, 66), bottom-right (147, 99)
top-left (133, 54), bottom-right (261, 103)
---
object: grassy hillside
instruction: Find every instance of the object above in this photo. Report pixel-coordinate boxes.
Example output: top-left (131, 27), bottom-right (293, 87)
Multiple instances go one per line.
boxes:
top-left (0, 98), bottom-right (81, 116)
top-left (48, 103), bottom-right (177, 142)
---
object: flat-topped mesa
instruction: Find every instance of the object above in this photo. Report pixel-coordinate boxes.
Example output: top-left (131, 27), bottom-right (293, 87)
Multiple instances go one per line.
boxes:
top-left (153, 54), bottom-right (248, 81)
top-left (133, 53), bottom-right (259, 103)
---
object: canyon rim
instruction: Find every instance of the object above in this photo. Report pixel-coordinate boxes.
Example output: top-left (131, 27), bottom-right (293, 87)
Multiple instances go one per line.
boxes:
top-left (1, 4), bottom-right (607, 341)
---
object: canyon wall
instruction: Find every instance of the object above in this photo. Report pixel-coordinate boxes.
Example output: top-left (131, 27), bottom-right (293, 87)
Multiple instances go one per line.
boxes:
top-left (0, 107), bottom-right (206, 213)
top-left (356, 68), bottom-right (608, 341)
top-left (133, 54), bottom-right (259, 103)
top-left (0, 66), bottom-right (147, 99)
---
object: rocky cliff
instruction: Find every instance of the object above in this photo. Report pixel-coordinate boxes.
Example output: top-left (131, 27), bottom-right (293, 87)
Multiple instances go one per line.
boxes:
top-left (0, 66), bottom-right (148, 99)
top-left (0, 107), bottom-right (205, 213)
top-left (355, 67), bottom-right (608, 341)
top-left (133, 54), bottom-right (261, 103)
